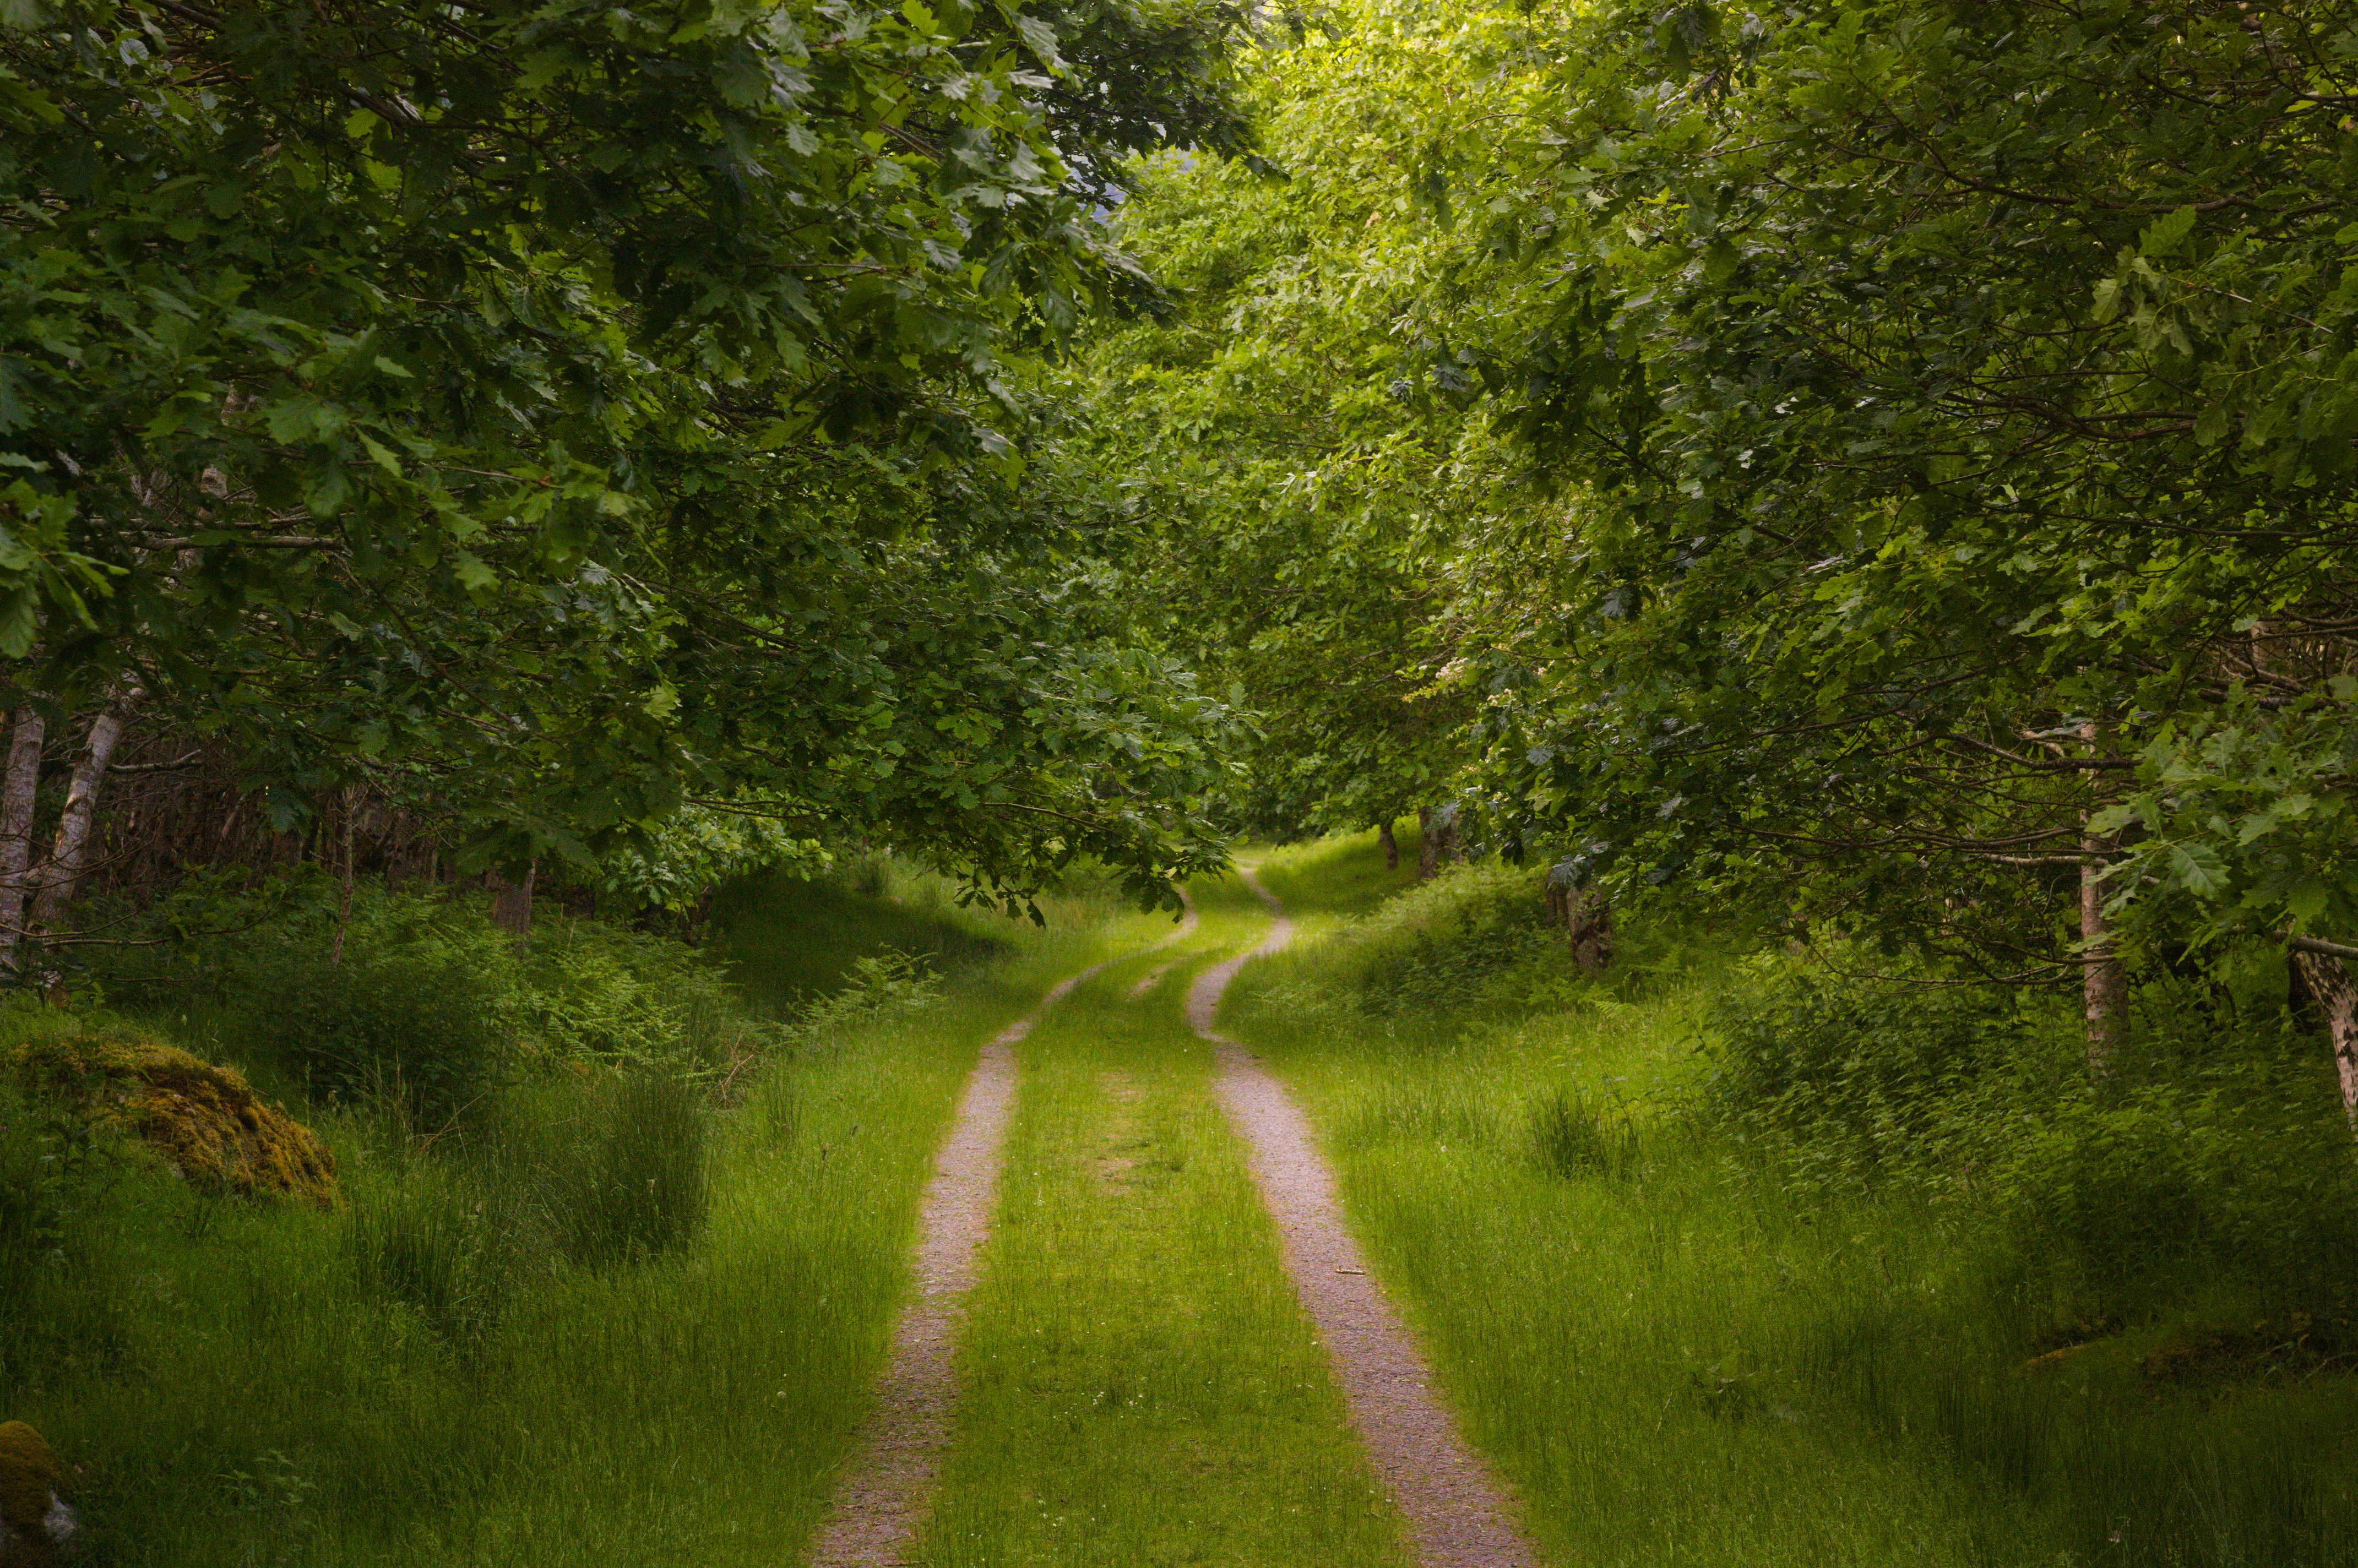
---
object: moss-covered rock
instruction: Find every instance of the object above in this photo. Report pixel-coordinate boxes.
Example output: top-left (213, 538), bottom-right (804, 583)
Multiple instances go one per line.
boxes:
top-left (0, 1420), bottom-right (77, 1562)
top-left (6, 1033), bottom-right (335, 1206)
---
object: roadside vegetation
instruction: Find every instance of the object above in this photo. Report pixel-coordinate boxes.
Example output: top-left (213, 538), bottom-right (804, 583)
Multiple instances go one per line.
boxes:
top-left (1237, 829), bottom-right (2358, 1568)
top-left (0, 856), bottom-right (1148, 1566)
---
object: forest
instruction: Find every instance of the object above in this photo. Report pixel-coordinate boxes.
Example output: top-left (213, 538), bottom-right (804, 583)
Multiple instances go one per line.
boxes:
top-left (4, 0), bottom-right (2357, 1564)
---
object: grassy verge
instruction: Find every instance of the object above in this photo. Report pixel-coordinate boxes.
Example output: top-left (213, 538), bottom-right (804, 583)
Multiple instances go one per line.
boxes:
top-left (0, 862), bottom-right (1156, 1566)
top-left (912, 881), bottom-right (1412, 1568)
top-left (1232, 830), bottom-right (2358, 1568)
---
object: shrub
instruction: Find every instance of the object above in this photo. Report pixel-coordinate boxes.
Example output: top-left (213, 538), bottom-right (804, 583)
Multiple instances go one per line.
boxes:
top-left (0, 1080), bottom-right (132, 1392)
top-left (1701, 953), bottom-right (2023, 1174)
top-left (1701, 951), bottom-right (2358, 1322)
top-left (1355, 864), bottom-right (1560, 1017)
top-left (255, 950), bottom-right (514, 1134)
top-left (540, 1074), bottom-right (712, 1267)
top-left (518, 919), bottom-right (768, 1079)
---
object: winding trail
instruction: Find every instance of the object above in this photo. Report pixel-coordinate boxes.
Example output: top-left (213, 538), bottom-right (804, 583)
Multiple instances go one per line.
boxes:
top-left (805, 897), bottom-right (1199, 1567)
top-left (1189, 867), bottom-right (1541, 1568)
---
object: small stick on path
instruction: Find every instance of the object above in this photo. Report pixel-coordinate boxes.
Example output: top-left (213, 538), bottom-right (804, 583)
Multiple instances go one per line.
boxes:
top-left (803, 895), bottom-right (1200, 1566)
top-left (1191, 867), bottom-right (1541, 1568)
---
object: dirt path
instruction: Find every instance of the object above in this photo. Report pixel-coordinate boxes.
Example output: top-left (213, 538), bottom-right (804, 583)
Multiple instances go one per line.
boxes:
top-left (805, 902), bottom-right (1199, 1567)
top-left (1190, 868), bottom-right (1541, 1568)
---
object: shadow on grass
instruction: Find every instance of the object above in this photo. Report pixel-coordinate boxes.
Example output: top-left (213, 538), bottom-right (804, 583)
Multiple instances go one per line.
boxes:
top-left (709, 868), bottom-right (1010, 1016)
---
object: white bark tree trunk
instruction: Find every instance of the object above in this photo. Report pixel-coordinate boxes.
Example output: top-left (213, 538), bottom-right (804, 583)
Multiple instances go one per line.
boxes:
top-left (2079, 826), bottom-right (2128, 1072)
top-left (2290, 949), bottom-right (2358, 1136)
top-left (28, 704), bottom-right (131, 934)
top-left (0, 705), bottom-right (46, 971)
top-left (2078, 718), bottom-right (2127, 1072)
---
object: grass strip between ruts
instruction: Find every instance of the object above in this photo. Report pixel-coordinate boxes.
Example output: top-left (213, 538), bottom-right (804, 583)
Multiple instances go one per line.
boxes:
top-left (910, 882), bottom-right (1413, 1568)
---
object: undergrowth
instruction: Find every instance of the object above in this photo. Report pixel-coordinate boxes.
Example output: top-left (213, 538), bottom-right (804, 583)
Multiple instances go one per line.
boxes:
top-left (0, 848), bottom-right (1118, 1565)
top-left (1236, 830), bottom-right (2358, 1568)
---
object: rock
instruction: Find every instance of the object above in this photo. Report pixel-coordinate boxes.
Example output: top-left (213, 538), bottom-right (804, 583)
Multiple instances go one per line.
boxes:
top-left (7, 1032), bottom-right (336, 1206)
top-left (0, 1420), bottom-right (78, 1562)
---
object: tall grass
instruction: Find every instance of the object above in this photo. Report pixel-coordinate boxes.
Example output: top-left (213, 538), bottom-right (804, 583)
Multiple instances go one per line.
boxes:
top-left (0, 856), bottom-right (1153, 1565)
top-left (1229, 831), bottom-right (2358, 1568)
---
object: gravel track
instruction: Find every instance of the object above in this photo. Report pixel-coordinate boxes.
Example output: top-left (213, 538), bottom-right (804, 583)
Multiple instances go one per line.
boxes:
top-left (803, 899), bottom-right (1199, 1565)
top-left (1189, 867), bottom-right (1541, 1568)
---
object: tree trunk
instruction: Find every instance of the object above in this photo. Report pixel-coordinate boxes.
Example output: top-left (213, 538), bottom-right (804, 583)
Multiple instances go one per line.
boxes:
top-left (489, 861), bottom-right (535, 949)
top-left (1416, 806), bottom-right (1439, 881)
top-left (28, 704), bottom-right (131, 935)
top-left (0, 706), bottom-right (46, 971)
top-left (2290, 949), bottom-right (2358, 1136)
top-left (1567, 888), bottom-right (1612, 976)
top-left (1546, 875), bottom-right (1613, 976)
top-left (2079, 827), bottom-right (2127, 1072)
top-left (1378, 819), bottom-right (1399, 871)
top-left (2078, 718), bottom-right (2127, 1072)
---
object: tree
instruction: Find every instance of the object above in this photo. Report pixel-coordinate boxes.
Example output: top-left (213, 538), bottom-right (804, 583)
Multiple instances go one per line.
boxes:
top-left (1428, 0), bottom-right (2358, 1111)
top-left (0, 0), bottom-right (1248, 940)
top-left (1074, 0), bottom-right (1574, 842)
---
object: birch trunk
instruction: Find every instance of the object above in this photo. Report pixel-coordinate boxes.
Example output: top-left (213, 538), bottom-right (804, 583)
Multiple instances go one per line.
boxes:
top-left (2078, 718), bottom-right (2127, 1072)
top-left (2290, 950), bottom-right (2358, 1136)
top-left (0, 706), bottom-right (45, 971)
top-left (27, 705), bottom-right (129, 934)
top-left (2079, 825), bottom-right (2128, 1072)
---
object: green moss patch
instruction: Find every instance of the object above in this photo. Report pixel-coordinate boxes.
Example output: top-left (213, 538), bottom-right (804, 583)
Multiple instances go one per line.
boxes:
top-left (0, 1419), bottom-right (69, 1561)
top-left (8, 1033), bottom-right (336, 1206)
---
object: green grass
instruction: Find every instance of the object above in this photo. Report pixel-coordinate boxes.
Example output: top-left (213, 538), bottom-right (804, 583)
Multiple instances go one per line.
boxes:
top-left (0, 864), bottom-right (1159, 1566)
top-left (1232, 829), bottom-right (2358, 1568)
top-left (912, 879), bottom-right (1412, 1568)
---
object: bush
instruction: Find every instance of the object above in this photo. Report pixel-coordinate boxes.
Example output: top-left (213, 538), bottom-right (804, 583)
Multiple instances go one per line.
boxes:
top-left (0, 1080), bottom-right (131, 1391)
top-left (257, 951), bottom-right (514, 1133)
top-left (1702, 953), bottom-right (2023, 1173)
top-left (1354, 864), bottom-right (1561, 1017)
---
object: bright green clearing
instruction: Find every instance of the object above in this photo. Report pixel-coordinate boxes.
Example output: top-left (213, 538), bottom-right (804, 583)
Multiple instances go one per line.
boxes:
top-left (1233, 830), bottom-right (2358, 1568)
top-left (913, 879), bottom-right (1410, 1568)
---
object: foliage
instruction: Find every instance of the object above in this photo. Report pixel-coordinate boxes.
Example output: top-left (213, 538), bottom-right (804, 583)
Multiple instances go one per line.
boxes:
top-left (91, 876), bottom-right (778, 1106)
top-left (0, 1071), bottom-right (129, 1392)
top-left (0, 0), bottom-right (1245, 907)
top-left (256, 951), bottom-right (514, 1132)
top-left (1073, 0), bottom-right (1576, 834)
top-left (1704, 952), bottom-right (2358, 1320)
top-left (588, 803), bottom-right (830, 920)
top-left (1433, 0), bottom-right (2358, 967)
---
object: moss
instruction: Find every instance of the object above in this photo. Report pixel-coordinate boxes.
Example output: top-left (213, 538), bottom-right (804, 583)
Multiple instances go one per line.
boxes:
top-left (7, 1032), bottom-right (336, 1207)
top-left (0, 1419), bottom-right (67, 1561)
